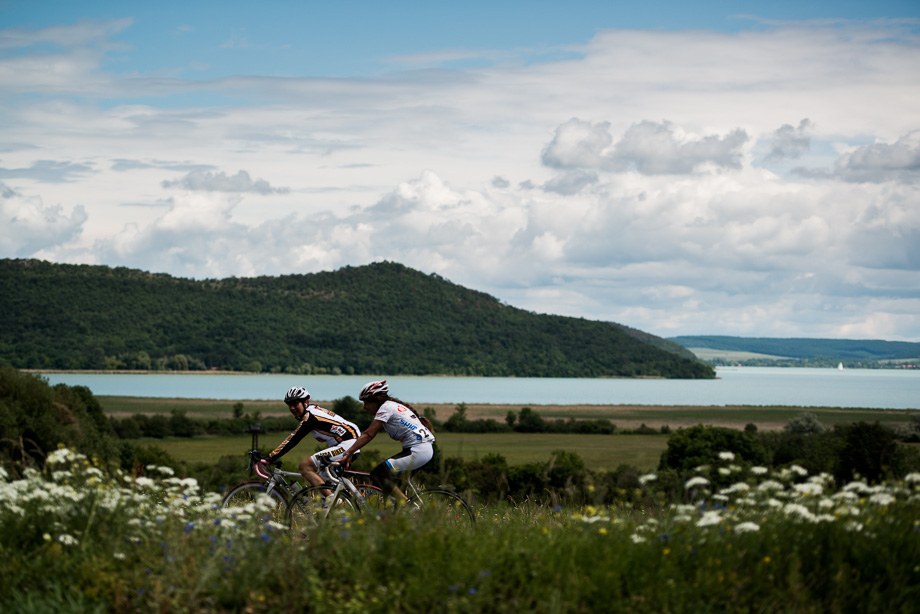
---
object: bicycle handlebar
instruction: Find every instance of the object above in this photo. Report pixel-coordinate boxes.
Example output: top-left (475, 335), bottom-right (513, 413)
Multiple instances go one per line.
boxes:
top-left (248, 449), bottom-right (280, 480)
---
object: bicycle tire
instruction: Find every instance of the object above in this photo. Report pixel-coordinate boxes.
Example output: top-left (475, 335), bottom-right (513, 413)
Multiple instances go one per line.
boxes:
top-left (409, 489), bottom-right (475, 527)
top-left (286, 484), bottom-right (359, 532)
top-left (221, 481), bottom-right (289, 524)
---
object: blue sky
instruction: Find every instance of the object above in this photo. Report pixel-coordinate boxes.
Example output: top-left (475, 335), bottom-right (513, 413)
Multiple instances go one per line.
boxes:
top-left (2, 1), bottom-right (920, 341)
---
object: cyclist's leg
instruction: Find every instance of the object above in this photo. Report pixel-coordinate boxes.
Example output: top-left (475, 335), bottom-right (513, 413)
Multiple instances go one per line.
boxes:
top-left (372, 443), bottom-right (434, 502)
top-left (302, 440), bottom-right (358, 495)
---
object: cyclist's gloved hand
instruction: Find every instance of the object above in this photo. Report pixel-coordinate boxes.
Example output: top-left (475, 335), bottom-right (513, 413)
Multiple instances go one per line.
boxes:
top-left (254, 459), bottom-right (271, 479)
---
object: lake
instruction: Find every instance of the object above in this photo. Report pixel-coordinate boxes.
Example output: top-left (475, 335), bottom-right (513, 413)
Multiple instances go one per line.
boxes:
top-left (37, 367), bottom-right (920, 410)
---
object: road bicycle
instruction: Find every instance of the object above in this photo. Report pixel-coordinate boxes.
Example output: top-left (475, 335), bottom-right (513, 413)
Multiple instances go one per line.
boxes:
top-left (285, 457), bottom-right (476, 531)
top-left (220, 450), bottom-right (380, 524)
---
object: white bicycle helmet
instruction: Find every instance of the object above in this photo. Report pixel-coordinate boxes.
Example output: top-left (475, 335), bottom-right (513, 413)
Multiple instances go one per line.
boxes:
top-left (359, 379), bottom-right (388, 401)
top-left (284, 386), bottom-right (310, 404)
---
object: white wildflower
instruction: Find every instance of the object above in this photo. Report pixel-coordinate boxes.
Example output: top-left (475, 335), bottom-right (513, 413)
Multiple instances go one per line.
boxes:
top-left (904, 473), bottom-right (920, 484)
top-left (783, 503), bottom-right (817, 522)
top-left (718, 468), bottom-right (731, 476)
top-left (733, 522), bottom-right (760, 534)
top-left (794, 482), bottom-right (823, 497)
top-left (751, 466), bottom-right (768, 475)
top-left (843, 481), bottom-right (871, 494)
top-left (869, 493), bottom-right (895, 506)
top-left (718, 452), bottom-right (735, 461)
top-left (720, 482), bottom-right (750, 495)
top-left (697, 511), bottom-right (723, 527)
top-left (757, 480), bottom-right (785, 492)
top-left (790, 465), bottom-right (808, 477)
top-left (685, 477), bottom-right (709, 490)
top-left (630, 534), bottom-right (647, 544)
top-left (638, 473), bottom-right (657, 485)
top-left (57, 534), bottom-right (79, 547)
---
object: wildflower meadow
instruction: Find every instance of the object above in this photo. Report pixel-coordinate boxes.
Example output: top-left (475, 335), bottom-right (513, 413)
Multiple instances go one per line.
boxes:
top-left (2, 448), bottom-right (918, 613)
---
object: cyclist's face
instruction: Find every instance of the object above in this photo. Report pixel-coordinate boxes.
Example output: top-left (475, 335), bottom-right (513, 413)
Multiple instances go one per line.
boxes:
top-left (287, 401), bottom-right (305, 418)
top-left (362, 397), bottom-right (381, 414)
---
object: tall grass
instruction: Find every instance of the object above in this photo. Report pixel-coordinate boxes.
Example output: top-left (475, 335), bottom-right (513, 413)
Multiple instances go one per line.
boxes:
top-left (2, 449), bottom-right (919, 613)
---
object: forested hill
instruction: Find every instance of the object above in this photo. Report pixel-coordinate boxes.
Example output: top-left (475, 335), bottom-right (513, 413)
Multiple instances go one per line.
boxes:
top-left (1, 259), bottom-right (713, 379)
top-left (669, 335), bottom-right (920, 361)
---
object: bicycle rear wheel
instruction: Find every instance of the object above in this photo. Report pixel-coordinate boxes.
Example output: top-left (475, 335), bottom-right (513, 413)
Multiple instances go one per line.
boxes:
top-left (286, 484), bottom-right (359, 532)
top-left (411, 489), bottom-right (475, 527)
top-left (221, 481), bottom-right (288, 524)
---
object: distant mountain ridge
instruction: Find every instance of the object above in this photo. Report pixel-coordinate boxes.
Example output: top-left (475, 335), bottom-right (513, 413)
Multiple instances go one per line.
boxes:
top-left (669, 335), bottom-right (920, 361)
top-left (1, 259), bottom-right (714, 379)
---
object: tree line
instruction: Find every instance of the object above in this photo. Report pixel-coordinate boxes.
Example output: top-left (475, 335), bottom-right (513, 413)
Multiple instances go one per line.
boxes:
top-left (1, 258), bottom-right (713, 379)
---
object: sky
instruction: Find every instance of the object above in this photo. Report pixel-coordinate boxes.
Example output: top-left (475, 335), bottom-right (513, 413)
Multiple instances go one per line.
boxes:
top-left (2, 1), bottom-right (920, 342)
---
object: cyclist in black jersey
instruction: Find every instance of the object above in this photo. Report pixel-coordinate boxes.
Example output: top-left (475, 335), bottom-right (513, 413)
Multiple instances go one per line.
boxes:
top-left (256, 386), bottom-right (361, 495)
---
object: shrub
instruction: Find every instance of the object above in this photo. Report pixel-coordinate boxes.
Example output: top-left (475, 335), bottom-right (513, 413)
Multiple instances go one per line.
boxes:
top-left (658, 424), bottom-right (768, 473)
top-left (784, 412), bottom-right (827, 434)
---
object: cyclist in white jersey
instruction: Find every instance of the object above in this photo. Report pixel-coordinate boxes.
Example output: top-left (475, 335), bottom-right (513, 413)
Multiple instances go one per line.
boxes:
top-left (342, 380), bottom-right (435, 500)
top-left (256, 386), bottom-right (361, 494)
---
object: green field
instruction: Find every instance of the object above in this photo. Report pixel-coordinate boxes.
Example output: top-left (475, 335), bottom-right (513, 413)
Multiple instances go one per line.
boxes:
top-left (111, 395), bottom-right (915, 474)
top-left (139, 432), bottom-right (670, 471)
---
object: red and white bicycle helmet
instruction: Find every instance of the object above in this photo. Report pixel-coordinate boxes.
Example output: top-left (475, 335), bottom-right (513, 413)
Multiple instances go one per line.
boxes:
top-left (359, 379), bottom-right (388, 401)
top-left (284, 386), bottom-right (310, 404)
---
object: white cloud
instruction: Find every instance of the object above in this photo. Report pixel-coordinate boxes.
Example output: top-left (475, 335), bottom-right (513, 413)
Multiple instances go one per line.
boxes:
top-left (833, 130), bottom-right (920, 183)
top-left (161, 170), bottom-right (290, 194)
top-left (0, 183), bottom-right (87, 256)
top-left (3, 18), bottom-right (920, 340)
top-left (766, 119), bottom-right (813, 162)
top-left (542, 119), bottom-right (749, 174)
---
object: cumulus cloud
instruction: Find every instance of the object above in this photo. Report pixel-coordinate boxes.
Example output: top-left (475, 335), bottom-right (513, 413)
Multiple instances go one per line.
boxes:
top-left (0, 182), bottom-right (87, 256)
top-left (541, 170), bottom-right (599, 195)
top-left (161, 170), bottom-right (290, 194)
top-left (542, 118), bottom-right (748, 174)
top-left (832, 131), bottom-right (920, 183)
top-left (765, 119), bottom-right (813, 161)
top-left (541, 119), bottom-right (613, 170)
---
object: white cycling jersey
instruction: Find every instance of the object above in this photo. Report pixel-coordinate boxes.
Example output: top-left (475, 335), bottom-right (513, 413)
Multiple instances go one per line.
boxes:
top-left (374, 400), bottom-right (435, 447)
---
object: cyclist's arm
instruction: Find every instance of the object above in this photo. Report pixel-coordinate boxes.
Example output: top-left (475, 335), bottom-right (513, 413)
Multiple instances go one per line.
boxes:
top-left (342, 419), bottom-right (385, 461)
top-left (266, 415), bottom-right (315, 462)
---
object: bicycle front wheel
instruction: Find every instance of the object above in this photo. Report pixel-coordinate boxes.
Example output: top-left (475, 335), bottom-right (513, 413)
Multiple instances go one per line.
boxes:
top-left (221, 481), bottom-right (289, 524)
top-left (287, 484), bottom-right (359, 532)
top-left (412, 489), bottom-right (475, 528)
